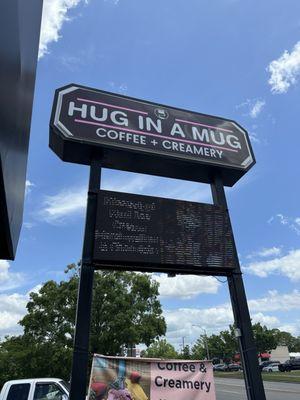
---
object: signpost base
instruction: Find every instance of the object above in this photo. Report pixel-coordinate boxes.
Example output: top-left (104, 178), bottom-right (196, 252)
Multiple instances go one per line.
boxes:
top-left (211, 176), bottom-right (266, 400)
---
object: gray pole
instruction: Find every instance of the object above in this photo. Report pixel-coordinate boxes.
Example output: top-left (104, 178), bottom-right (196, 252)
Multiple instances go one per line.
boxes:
top-left (69, 161), bottom-right (101, 400)
top-left (211, 175), bottom-right (266, 400)
top-left (204, 329), bottom-right (210, 360)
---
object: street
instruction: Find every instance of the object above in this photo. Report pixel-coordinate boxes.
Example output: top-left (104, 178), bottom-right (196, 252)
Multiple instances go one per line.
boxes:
top-left (215, 378), bottom-right (300, 400)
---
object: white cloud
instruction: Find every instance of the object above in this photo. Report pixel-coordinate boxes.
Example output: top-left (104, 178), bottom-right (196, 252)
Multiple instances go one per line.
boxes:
top-left (39, 0), bottom-right (87, 58)
top-left (23, 222), bottom-right (36, 229)
top-left (155, 275), bottom-right (220, 299)
top-left (0, 261), bottom-right (24, 292)
top-left (38, 187), bottom-right (87, 224)
top-left (249, 100), bottom-right (266, 118)
top-left (258, 247), bottom-right (282, 257)
top-left (236, 98), bottom-right (265, 119)
top-left (269, 214), bottom-right (300, 235)
top-left (165, 305), bottom-right (233, 341)
top-left (25, 180), bottom-right (35, 196)
top-left (38, 172), bottom-right (211, 224)
top-left (164, 305), bottom-right (280, 346)
top-left (163, 289), bottom-right (300, 346)
top-left (104, 0), bottom-right (120, 5)
top-left (245, 249), bottom-right (300, 281)
top-left (248, 290), bottom-right (300, 312)
top-left (277, 322), bottom-right (300, 336)
top-left (247, 247), bottom-right (282, 259)
top-left (268, 41), bottom-right (300, 94)
top-left (250, 313), bottom-right (279, 326)
top-left (0, 292), bottom-right (27, 336)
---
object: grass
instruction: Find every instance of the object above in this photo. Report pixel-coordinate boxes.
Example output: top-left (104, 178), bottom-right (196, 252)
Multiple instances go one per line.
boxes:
top-left (214, 370), bottom-right (300, 384)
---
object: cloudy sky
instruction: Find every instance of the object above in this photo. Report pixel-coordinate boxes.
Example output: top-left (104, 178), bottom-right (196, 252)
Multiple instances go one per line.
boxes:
top-left (1, 0), bottom-right (300, 349)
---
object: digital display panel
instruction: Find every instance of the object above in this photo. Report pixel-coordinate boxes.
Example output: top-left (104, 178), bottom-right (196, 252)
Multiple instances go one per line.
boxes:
top-left (93, 190), bottom-right (236, 274)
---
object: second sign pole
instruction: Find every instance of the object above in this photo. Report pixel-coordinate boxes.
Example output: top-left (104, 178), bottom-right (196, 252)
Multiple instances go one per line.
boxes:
top-left (211, 175), bottom-right (266, 400)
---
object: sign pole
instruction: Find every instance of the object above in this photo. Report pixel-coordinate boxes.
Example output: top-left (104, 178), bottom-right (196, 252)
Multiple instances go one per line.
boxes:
top-left (69, 160), bottom-right (101, 400)
top-left (211, 175), bottom-right (266, 400)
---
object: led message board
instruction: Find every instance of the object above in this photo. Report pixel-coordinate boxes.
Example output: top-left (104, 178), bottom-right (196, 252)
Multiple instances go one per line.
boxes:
top-left (93, 190), bottom-right (236, 274)
top-left (50, 84), bottom-right (255, 186)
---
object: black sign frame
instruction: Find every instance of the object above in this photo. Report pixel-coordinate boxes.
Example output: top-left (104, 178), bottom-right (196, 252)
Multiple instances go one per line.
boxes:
top-left (50, 84), bottom-right (255, 187)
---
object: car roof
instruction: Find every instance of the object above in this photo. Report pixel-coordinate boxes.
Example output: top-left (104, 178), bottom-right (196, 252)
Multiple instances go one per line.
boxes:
top-left (4, 378), bottom-right (63, 384)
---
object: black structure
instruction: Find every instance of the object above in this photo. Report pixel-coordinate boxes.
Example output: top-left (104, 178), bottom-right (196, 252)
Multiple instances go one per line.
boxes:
top-left (49, 85), bottom-right (266, 400)
top-left (0, 0), bottom-right (43, 259)
top-left (93, 190), bottom-right (236, 274)
top-left (50, 84), bottom-right (255, 186)
top-left (69, 161), bottom-right (100, 400)
top-left (211, 176), bottom-right (266, 400)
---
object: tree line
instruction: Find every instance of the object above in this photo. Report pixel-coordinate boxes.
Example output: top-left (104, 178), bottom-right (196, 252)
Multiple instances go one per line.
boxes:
top-left (0, 264), bottom-right (299, 387)
top-left (142, 324), bottom-right (300, 361)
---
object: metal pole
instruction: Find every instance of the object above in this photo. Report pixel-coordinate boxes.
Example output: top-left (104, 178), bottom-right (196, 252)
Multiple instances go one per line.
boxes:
top-left (204, 329), bottom-right (210, 360)
top-left (211, 175), bottom-right (266, 400)
top-left (193, 325), bottom-right (210, 360)
top-left (69, 161), bottom-right (101, 400)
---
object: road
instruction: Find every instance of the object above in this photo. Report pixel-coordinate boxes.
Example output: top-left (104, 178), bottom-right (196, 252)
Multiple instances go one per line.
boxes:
top-left (215, 377), bottom-right (300, 400)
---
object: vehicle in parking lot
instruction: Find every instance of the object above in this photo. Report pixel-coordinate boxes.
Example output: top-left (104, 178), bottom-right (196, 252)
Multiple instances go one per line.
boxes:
top-left (259, 360), bottom-right (280, 371)
top-left (262, 363), bottom-right (280, 372)
top-left (213, 364), bottom-right (226, 371)
top-left (279, 359), bottom-right (300, 372)
top-left (225, 363), bottom-right (242, 372)
top-left (0, 378), bottom-right (69, 400)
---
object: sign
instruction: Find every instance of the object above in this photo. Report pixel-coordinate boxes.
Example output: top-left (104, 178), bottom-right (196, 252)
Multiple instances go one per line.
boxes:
top-left (88, 355), bottom-right (216, 400)
top-left (93, 190), bottom-right (236, 274)
top-left (0, 0), bottom-right (43, 259)
top-left (50, 84), bottom-right (255, 186)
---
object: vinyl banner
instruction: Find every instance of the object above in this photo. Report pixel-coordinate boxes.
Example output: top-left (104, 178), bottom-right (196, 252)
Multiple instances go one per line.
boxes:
top-left (88, 355), bottom-right (216, 400)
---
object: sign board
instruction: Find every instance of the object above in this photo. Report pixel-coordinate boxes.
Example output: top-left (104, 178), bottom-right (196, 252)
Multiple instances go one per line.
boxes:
top-left (88, 355), bottom-right (216, 400)
top-left (50, 84), bottom-right (255, 186)
top-left (93, 190), bottom-right (236, 274)
top-left (0, 0), bottom-right (43, 259)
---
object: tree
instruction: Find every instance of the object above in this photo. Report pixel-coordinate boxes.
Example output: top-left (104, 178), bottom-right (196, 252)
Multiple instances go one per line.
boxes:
top-left (192, 326), bottom-right (239, 362)
top-left (142, 339), bottom-right (179, 359)
top-left (271, 329), bottom-right (300, 351)
top-left (179, 345), bottom-right (192, 359)
top-left (252, 323), bottom-right (277, 354)
top-left (191, 335), bottom-right (208, 360)
top-left (0, 265), bottom-right (166, 385)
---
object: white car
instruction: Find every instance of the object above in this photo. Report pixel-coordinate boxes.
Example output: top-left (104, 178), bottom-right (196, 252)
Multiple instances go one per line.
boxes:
top-left (262, 363), bottom-right (280, 372)
top-left (0, 378), bottom-right (69, 400)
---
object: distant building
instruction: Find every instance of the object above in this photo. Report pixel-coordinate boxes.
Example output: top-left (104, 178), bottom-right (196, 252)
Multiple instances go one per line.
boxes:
top-left (270, 346), bottom-right (290, 363)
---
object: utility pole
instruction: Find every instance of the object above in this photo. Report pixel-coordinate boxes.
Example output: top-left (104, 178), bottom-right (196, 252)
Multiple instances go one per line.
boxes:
top-left (193, 325), bottom-right (210, 360)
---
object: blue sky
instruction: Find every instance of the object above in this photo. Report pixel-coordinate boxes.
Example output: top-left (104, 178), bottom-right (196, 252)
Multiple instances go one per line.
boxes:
top-left (1, 0), bottom-right (300, 350)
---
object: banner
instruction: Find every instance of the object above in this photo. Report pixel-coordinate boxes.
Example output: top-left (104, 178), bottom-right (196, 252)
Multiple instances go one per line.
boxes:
top-left (88, 355), bottom-right (216, 400)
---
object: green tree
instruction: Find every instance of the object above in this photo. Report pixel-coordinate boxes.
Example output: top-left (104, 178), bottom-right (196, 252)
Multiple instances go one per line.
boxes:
top-left (252, 323), bottom-right (277, 354)
top-left (191, 335), bottom-right (209, 360)
top-left (179, 345), bottom-right (192, 359)
top-left (143, 339), bottom-right (179, 359)
top-left (271, 329), bottom-right (300, 351)
top-left (0, 265), bottom-right (166, 385)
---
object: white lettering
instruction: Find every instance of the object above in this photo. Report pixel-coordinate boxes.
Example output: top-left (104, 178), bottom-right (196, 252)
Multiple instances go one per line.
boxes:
top-left (90, 105), bottom-right (108, 122)
top-left (111, 111), bottom-right (128, 126)
top-left (210, 130), bottom-right (225, 145)
top-left (68, 102), bottom-right (87, 118)
top-left (192, 127), bottom-right (209, 142)
top-left (226, 134), bottom-right (241, 149)
top-left (170, 123), bottom-right (185, 138)
top-left (96, 128), bottom-right (106, 137)
top-left (146, 117), bottom-right (162, 133)
top-left (138, 115), bottom-right (144, 129)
